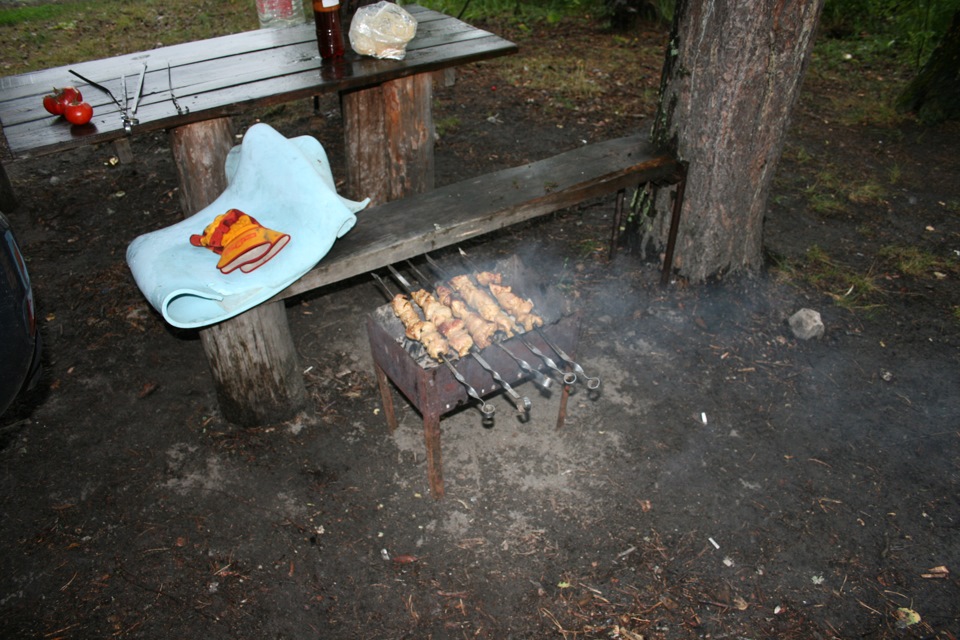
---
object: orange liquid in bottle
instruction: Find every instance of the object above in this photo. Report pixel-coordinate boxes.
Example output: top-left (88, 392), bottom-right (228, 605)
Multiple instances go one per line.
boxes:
top-left (314, 1), bottom-right (345, 59)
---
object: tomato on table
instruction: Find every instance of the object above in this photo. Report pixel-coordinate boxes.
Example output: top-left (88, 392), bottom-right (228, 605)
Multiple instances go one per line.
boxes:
top-left (42, 86), bottom-right (84, 116)
top-left (63, 101), bottom-right (93, 126)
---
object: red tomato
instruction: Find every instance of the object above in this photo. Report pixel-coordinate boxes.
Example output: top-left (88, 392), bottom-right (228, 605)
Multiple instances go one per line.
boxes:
top-left (56, 86), bottom-right (82, 107)
top-left (43, 93), bottom-right (64, 115)
top-left (41, 87), bottom-right (84, 117)
top-left (63, 101), bottom-right (93, 126)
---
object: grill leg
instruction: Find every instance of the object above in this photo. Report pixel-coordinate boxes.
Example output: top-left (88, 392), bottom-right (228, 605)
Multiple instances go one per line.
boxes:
top-left (374, 362), bottom-right (398, 432)
top-left (422, 411), bottom-right (444, 499)
top-left (556, 382), bottom-right (571, 430)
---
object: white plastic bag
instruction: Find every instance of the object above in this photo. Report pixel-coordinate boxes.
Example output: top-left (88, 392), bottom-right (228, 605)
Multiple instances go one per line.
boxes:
top-left (349, 1), bottom-right (417, 60)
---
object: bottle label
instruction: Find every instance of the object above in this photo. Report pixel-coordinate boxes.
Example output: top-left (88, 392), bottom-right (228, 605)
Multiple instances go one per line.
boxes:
top-left (321, 0), bottom-right (339, 7)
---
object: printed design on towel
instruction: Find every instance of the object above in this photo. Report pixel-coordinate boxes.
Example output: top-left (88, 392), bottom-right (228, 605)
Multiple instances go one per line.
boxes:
top-left (189, 209), bottom-right (290, 274)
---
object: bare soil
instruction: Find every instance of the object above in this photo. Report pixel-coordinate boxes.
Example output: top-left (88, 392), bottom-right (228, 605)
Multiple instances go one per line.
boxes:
top-left (2, 18), bottom-right (960, 640)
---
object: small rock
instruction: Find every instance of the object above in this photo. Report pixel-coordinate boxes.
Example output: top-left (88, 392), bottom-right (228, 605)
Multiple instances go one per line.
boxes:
top-left (789, 308), bottom-right (824, 340)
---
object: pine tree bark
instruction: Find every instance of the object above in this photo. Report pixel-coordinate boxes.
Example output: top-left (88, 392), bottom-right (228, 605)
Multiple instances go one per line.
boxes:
top-left (896, 10), bottom-right (960, 124)
top-left (647, 0), bottom-right (824, 282)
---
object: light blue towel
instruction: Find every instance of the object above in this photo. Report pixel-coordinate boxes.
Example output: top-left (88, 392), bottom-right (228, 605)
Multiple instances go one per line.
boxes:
top-left (126, 123), bottom-right (369, 329)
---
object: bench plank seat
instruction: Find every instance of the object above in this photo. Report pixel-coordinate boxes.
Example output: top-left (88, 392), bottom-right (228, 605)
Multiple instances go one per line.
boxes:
top-left (276, 134), bottom-right (681, 301)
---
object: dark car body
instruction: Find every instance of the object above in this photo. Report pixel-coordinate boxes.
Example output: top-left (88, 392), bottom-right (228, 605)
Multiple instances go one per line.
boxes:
top-left (0, 212), bottom-right (41, 417)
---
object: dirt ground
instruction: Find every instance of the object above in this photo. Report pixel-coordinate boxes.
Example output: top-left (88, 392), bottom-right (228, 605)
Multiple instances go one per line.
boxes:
top-left (2, 17), bottom-right (960, 640)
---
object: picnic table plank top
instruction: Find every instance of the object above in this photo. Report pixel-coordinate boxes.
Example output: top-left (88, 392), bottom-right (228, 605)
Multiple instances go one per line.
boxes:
top-left (0, 5), bottom-right (517, 161)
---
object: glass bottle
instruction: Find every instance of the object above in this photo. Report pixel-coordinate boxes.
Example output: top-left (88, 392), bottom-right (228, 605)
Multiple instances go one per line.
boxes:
top-left (255, 0), bottom-right (305, 29)
top-left (314, 0), bottom-right (345, 59)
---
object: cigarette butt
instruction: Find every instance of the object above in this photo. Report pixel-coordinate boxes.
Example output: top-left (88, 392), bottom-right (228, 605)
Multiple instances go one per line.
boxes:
top-left (709, 537), bottom-right (720, 549)
top-left (701, 412), bottom-right (708, 425)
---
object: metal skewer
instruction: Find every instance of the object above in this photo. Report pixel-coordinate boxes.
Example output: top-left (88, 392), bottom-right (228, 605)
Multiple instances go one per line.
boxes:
top-left (72, 63), bottom-right (147, 135)
top-left (121, 63), bottom-right (147, 133)
top-left (166, 61), bottom-right (189, 115)
top-left (69, 68), bottom-right (124, 110)
top-left (387, 265), bottom-right (530, 415)
top-left (536, 330), bottom-right (601, 390)
top-left (493, 342), bottom-right (552, 390)
top-left (441, 358), bottom-right (497, 420)
top-left (518, 336), bottom-right (578, 386)
top-left (470, 349), bottom-right (531, 413)
top-left (131, 63), bottom-right (146, 116)
top-left (370, 273), bottom-right (495, 420)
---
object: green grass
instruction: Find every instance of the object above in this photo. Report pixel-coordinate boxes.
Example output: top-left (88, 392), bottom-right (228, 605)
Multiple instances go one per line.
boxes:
top-left (0, 3), bottom-right (76, 25)
top-left (434, 115), bottom-right (461, 137)
top-left (495, 35), bottom-right (660, 111)
top-left (0, 0), bottom-right (266, 74)
top-left (775, 242), bottom-right (959, 311)
top-left (797, 159), bottom-right (895, 217)
top-left (500, 55), bottom-right (604, 100)
top-left (576, 237), bottom-right (606, 259)
top-left (846, 181), bottom-right (887, 205)
top-left (776, 245), bottom-right (885, 309)
top-left (878, 245), bottom-right (959, 278)
top-left (415, 0), bottom-right (607, 23)
top-left (805, 35), bottom-right (915, 128)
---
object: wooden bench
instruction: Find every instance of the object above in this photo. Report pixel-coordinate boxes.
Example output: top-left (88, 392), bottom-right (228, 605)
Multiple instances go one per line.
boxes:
top-left (203, 133), bottom-right (683, 426)
top-left (275, 134), bottom-right (681, 301)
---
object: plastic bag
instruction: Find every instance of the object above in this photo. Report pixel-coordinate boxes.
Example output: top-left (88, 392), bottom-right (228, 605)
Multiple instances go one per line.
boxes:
top-left (349, 1), bottom-right (417, 60)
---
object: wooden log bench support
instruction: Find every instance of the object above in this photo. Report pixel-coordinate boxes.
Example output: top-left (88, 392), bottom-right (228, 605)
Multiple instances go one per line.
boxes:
top-left (204, 133), bottom-right (681, 426)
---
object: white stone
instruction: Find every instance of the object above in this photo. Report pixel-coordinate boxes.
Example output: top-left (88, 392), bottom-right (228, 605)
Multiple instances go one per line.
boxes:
top-left (789, 308), bottom-right (824, 340)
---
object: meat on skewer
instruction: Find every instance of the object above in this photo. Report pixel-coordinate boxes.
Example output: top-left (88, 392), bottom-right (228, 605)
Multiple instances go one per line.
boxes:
top-left (411, 289), bottom-right (453, 325)
top-left (437, 318), bottom-right (474, 357)
top-left (436, 284), bottom-right (499, 350)
top-left (448, 274), bottom-right (517, 337)
top-left (389, 294), bottom-right (448, 361)
top-left (487, 282), bottom-right (543, 331)
top-left (470, 270), bottom-right (543, 331)
top-left (475, 271), bottom-right (543, 330)
top-left (474, 271), bottom-right (501, 286)
top-left (410, 289), bottom-right (473, 357)
top-left (407, 279), bottom-right (531, 413)
top-left (391, 294), bottom-right (423, 339)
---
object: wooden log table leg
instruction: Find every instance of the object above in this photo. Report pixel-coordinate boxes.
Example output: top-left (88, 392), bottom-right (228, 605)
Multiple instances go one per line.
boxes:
top-left (341, 73), bottom-right (435, 204)
top-left (169, 117), bottom-right (307, 426)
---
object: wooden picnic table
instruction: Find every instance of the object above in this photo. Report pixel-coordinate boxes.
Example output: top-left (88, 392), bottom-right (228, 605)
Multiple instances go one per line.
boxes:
top-left (0, 5), bottom-right (517, 206)
top-left (0, 6), bottom-right (519, 426)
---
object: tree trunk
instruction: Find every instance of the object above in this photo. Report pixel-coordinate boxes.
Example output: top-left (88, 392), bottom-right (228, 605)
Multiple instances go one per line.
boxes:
top-left (646, 0), bottom-right (824, 283)
top-left (896, 10), bottom-right (960, 124)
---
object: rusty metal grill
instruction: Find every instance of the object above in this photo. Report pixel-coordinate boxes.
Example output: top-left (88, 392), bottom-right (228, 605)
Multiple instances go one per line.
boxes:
top-left (367, 296), bottom-right (581, 499)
